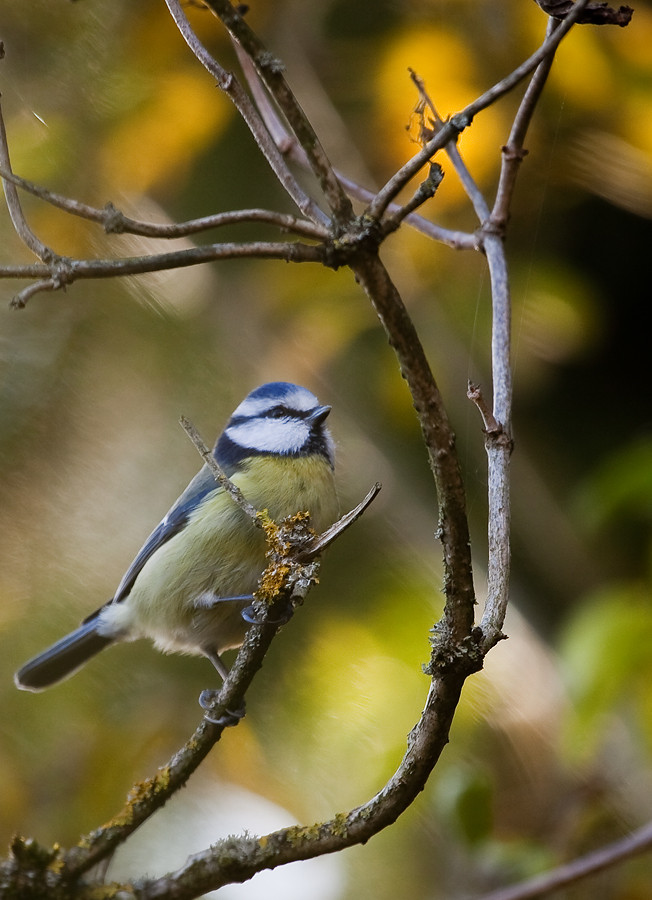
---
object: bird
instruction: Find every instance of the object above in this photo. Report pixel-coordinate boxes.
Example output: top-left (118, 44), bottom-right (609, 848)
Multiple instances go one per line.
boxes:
top-left (14, 382), bottom-right (339, 709)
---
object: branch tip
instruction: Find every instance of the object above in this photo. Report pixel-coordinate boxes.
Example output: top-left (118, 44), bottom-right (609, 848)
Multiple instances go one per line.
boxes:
top-left (467, 382), bottom-right (502, 435)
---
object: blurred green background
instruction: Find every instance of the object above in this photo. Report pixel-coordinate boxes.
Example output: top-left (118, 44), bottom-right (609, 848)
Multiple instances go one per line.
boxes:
top-left (1, 1), bottom-right (651, 897)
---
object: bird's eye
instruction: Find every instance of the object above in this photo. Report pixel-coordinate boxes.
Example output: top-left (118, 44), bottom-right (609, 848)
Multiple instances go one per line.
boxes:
top-left (267, 405), bottom-right (291, 419)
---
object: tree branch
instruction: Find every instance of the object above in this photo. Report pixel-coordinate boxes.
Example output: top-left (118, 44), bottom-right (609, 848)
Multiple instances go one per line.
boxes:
top-left (408, 68), bottom-right (491, 223)
top-left (2, 240), bottom-right (325, 308)
top-left (61, 477), bottom-right (380, 880)
top-left (349, 249), bottom-right (477, 647)
top-left (532, 0), bottom-right (633, 26)
top-left (365, 0), bottom-right (592, 221)
top-left (0, 96), bottom-right (57, 263)
top-left (201, 0), bottom-right (355, 227)
top-left (490, 17), bottom-right (560, 231)
top-left (476, 818), bottom-right (652, 900)
top-left (0, 167), bottom-right (327, 240)
top-left (138, 670), bottom-right (474, 899)
top-left (163, 0), bottom-right (330, 228)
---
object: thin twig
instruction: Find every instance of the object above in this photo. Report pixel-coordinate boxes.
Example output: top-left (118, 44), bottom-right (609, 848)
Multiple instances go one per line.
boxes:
top-left (299, 482), bottom-right (382, 559)
top-left (202, 0), bottom-right (355, 227)
top-left (467, 382), bottom-right (501, 434)
top-left (491, 17), bottom-right (559, 229)
top-left (2, 239), bottom-right (326, 307)
top-left (475, 818), bottom-right (652, 900)
top-left (179, 416), bottom-right (261, 524)
top-left (0, 97), bottom-right (56, 262)
top-left (163, 0), bottom-right (330, 228)
top-left (366, 0), bottom-right (592, 221)
top-left (0, 167), bottom-right (327, 239)
top-left (379, 163), bottom-right (445, 236)
top-left (409, 69), bottom-right (491, 223)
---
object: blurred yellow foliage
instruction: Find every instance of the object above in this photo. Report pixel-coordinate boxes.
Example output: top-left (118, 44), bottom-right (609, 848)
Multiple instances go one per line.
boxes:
top-left (547, 28), bottom-right (617, 110)
top-left (98, 69), bottom-right (231, 193)
top-left (374, 26), bottom-right (507, 208)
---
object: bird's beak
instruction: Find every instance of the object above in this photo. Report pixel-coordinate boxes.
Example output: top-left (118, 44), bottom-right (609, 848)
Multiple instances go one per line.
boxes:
top-left (307, 404), bottom-right (331, 426)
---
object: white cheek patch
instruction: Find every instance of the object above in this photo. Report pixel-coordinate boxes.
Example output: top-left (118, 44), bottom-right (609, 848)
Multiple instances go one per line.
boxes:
top-left (226, 417), bottom-right (310, 454)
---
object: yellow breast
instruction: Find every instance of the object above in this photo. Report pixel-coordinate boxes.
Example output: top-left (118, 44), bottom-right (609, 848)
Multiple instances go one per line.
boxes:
top-left (107, 453), bottom-right (338, 655)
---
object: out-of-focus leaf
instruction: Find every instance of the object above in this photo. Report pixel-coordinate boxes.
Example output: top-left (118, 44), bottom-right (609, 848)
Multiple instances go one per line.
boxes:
top-left (574, 437), bottom-right (652, 533)
top-left (435, 764), bottom-right (494, 845)
top-left (512, 261), bottom-right (602, 381)
top-left (559, 583), bottom-right (652, 759)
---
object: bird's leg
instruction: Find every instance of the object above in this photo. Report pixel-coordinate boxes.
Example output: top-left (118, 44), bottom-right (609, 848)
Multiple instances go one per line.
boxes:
top-left (193, 592), bottom-right (254, 610)
top-left (194, 590), bottom-right (291, 626)
top-left (199, 647), bottom-right (245, 726)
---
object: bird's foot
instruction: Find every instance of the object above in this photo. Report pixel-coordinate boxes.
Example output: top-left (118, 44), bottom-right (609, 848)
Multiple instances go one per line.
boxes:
top-left (241, 602), bottom-right (293, 626)
top-left (199, 689), bottom-right (245, 727)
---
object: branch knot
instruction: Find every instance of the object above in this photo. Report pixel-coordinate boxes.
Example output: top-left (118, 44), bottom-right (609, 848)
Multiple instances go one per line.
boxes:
top-left (426, 624), bottom-right (484, 678)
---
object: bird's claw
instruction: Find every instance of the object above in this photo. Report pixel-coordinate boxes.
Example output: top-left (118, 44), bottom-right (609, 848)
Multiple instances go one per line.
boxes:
top-left (199, 689), bottom-right (245, 726)
top-left (241, 603), bottom-right (293, 626)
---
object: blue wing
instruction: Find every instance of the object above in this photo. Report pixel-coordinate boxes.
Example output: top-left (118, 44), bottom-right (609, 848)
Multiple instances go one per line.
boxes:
top-left (110, 463), bottom-right (221, 604)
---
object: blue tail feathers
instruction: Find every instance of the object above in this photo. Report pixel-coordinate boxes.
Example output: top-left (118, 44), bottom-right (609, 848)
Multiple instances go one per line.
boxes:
top-left (14, 619), bottom-right (114, 692)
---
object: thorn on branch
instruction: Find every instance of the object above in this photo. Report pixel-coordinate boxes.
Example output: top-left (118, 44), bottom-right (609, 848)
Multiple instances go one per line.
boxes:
top-left (532, 0), bottom-right (633, 26)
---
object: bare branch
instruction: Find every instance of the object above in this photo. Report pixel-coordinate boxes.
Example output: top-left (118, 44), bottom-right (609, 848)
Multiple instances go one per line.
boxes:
top-left (349, 250), bottom-right (476, 645)
top-left (378, 163), bottom-right (445, 236)
top-left (532, 0), bottom-right (633, 26)
top-left (202, 0), bottom-right (355, 227)
top-left (299, 481), bottom-right (382, 559)
top-left (476, 818), bottom-right (652, 900)
top-left (491, 17), bottom-right (560, 229)
top-left (467, 382), bottom-right (501, 434)
top-left (2, 239), bottom-right (325, 308)
top-left (0, 97), bottom-right (56, 262)
top-left (139, 671), bottom-right (477, 899)
top-left (476, 232), bottom-right (513, 650)
top-left (408, 68), bottom-right (491, 223)
top-left (0, 167), bottom-right (327, 240)
top-left (163, 0), bottom-right (330, 228)
top-left (366, 0), bottom-right (592, 221)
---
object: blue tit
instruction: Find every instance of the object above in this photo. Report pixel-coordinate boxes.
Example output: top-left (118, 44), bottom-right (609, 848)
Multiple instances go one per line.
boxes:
top-left (15, 382), bottom-right (339, 698)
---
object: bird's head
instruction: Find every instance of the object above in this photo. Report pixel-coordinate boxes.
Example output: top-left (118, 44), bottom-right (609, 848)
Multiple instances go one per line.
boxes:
top-left (216, 382), bottom-right (335, 472)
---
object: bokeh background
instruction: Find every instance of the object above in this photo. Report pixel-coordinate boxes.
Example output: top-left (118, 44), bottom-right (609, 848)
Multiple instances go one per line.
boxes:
top-left (1, 1), bottom-right (651, 897)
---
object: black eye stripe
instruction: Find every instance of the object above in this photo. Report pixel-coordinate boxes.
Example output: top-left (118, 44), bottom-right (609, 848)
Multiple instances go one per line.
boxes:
top-left (229, 406), bottom-right (314, 425)
top-left (267, 405), bottom-right (291, 418)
